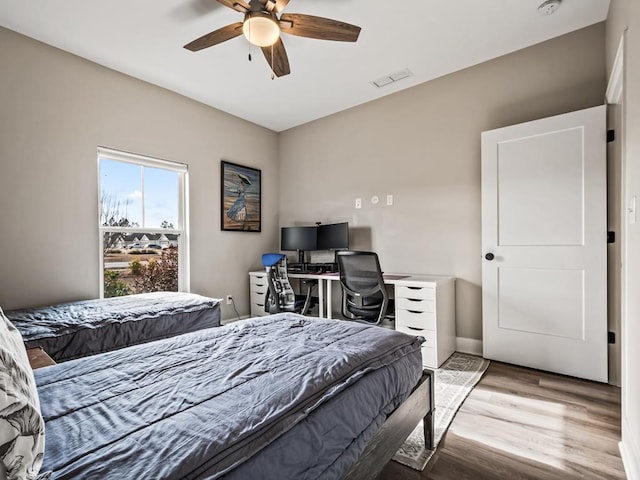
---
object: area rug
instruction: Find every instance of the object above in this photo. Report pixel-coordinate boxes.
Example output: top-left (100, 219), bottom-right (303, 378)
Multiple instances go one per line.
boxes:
top-left (392, 352), bottom-right (490, 470)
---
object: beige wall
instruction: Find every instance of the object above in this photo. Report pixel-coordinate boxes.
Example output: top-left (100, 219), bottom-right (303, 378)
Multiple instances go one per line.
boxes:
top-left (279, 24), bottom-right (607, 343)
top-left (0, 26), bottom-right (279, 317)
top-left (607, 1), bottom-right (640, 478)
top-left (0, 16), bottom-right (634, 476)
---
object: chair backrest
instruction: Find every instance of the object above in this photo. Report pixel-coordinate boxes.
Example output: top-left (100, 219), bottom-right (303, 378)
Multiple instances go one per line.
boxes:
top-left (336, 251), bottom-right (389, 324)
top-left (261, 253), bottom-right (296, 313)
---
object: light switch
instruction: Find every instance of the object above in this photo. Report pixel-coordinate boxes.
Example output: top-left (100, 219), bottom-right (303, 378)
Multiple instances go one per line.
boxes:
top-left (386, 194), bottom-right (393, 206)
top-left (355, 197), bottom-right (362, 209)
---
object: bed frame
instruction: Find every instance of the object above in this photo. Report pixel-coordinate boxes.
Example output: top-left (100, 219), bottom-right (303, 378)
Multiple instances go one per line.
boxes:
top-left (343, 369), bottom-right (435, 479)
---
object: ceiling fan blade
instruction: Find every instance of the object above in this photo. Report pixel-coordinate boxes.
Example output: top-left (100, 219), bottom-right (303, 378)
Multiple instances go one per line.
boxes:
top-left (261, 38), bottom-right (291, 77)
top-left (279, 14), bottom-right (361, 42)
top-left (184, 22), bottom-right (244, 51)
top-left (269, 0), bottom-right (290, 13)
top-left (216, 0), bottom-right (250, 13)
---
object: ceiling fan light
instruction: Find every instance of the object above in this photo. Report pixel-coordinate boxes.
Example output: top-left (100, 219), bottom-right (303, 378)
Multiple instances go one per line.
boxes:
top-left (243, 12), bottom-right (280, 47)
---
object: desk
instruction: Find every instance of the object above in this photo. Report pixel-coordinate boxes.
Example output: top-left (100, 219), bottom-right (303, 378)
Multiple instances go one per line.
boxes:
top-left (248, 271), bottom-right (456, 368)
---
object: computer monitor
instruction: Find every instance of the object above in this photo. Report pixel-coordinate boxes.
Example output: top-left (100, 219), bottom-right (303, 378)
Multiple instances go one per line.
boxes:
top-left (280, 226), bottom-right (317, 252)
top-left (317, 222), bottom-right (349, 250)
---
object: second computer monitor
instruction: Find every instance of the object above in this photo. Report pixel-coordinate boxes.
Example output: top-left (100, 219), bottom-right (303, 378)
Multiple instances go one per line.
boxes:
top-left (317, 222), bottom-right (349, 250)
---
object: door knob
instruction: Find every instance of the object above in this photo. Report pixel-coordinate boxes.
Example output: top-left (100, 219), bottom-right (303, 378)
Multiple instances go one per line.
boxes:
top-left (485, 253), bottom-right (495, 261)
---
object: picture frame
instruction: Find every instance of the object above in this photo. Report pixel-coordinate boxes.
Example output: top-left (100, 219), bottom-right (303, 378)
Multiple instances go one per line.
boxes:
top-left (221, 160), bottom-right (261, 232)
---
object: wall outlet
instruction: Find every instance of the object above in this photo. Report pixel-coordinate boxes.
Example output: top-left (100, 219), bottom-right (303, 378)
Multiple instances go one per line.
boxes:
top-left (386, 194), bottom-right (393, 206)
top-left (226, 294), bottom-right (233, 305)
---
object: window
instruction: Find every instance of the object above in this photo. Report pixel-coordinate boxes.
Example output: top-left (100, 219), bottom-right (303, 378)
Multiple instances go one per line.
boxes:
top-left (98, 147), bottom-right (189, 297)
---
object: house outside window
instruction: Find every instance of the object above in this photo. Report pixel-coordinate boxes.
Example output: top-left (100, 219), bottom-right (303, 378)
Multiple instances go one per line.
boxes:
top-left (98, 147), bottom-right (189, 297)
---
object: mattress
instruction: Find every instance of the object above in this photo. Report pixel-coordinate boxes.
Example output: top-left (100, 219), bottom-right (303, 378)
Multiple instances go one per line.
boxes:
top-left (35, 313), bottom-right (424, 479)
top-left (7, 291), bottom-right (221, 362)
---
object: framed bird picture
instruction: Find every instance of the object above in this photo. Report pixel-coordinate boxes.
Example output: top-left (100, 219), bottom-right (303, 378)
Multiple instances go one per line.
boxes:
top-left (221, 160), bottom-right (261, 232)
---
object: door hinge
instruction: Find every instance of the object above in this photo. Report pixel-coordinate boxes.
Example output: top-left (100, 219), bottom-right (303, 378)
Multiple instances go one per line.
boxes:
top-left (607, 129), bottom-right (615, 143)
top-left (608, 231), bottom-right (616, 243)
top-left (608, 331), bottom-right (616, 344)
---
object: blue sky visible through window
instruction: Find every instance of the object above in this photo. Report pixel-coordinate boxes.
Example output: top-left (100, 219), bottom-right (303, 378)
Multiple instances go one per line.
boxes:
top-left (100, 158), bottom-right (179, 228)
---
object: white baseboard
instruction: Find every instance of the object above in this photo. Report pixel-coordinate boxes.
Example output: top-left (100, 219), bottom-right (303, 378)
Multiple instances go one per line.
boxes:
top-left (456, 337), bottom-right (483, 356)
top-left (620, 419), bottom-right (640, 480)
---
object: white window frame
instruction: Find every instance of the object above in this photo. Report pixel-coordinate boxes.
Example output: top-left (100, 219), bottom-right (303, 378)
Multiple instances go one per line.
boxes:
top-left (97, 147), bottom-right (190, 297)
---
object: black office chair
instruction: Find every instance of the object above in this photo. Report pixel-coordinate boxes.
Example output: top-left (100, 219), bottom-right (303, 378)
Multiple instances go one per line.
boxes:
top-left (262, 253), bottom-right (316, 315)
top-left (336, 251), bottom-right (394, 325)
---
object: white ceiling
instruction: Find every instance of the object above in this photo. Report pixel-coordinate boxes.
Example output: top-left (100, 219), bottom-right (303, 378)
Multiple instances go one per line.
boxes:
top-left (0, 0), bottom-right (610, 132)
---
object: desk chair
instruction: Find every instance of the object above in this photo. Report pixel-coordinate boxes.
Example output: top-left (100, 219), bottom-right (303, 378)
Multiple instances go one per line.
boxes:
top-left (336, 251), bottom-right (394, 325)
top-left (262, 253), bottom-right (316, 315)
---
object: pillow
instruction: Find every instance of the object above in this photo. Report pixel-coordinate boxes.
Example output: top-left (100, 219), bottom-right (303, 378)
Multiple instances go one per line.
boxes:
top-left (0, 307), bottom-right (45, 480)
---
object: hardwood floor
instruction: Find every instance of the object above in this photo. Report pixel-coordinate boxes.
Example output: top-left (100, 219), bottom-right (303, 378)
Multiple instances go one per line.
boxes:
top-left (378, 361), bottom-right (626, 480)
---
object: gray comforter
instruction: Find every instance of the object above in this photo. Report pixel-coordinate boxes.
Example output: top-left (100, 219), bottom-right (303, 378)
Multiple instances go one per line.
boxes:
top-left (7, 292), bottom-right (221, 361)
top-left (35, 313), bottom-right (423, 479)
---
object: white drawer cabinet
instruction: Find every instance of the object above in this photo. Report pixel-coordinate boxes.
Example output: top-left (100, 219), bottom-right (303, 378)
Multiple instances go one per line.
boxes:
top-left (394, 277), bottom-right (456, 369)
top-left (249, 271), bottom-right (268, 317)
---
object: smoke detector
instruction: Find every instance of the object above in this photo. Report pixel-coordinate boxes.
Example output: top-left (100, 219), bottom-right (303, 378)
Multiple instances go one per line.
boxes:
top-left (537, 0), bottom-right (562, 16)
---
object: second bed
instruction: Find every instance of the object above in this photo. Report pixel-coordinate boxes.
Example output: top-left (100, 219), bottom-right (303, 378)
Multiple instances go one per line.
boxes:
top-left (7, 291), bottom-right (221, 362)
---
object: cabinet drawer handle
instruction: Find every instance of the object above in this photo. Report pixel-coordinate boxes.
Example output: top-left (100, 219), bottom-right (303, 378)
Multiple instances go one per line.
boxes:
top-left (408, 310), bottom-right (423, 314)
top-left (406, 326), bottom-right (424, 331)
top-left (406, 298), bottom-right (422, 302)
top-left (407, 286), bottom-right (422, 290)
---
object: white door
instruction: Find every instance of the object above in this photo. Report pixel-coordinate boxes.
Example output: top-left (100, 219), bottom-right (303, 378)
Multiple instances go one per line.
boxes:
top-left (481, 105), bottom-right (607, 383)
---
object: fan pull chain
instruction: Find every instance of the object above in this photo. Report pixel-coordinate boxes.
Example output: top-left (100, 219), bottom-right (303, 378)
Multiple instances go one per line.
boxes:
top-left (247, 20), bottom-right (252, 61)
top-left (270, 44), bottom-right (275, 80)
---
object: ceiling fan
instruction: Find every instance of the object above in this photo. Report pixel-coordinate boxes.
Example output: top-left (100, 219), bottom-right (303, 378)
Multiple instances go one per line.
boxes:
top-left (184, 0), bottom-right (361, 78)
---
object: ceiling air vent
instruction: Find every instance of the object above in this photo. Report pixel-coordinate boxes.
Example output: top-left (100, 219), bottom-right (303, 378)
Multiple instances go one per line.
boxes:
top-left (372, 68), bottom-right (413, 88)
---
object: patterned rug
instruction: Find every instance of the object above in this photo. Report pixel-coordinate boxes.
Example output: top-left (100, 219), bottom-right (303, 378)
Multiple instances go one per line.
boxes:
top-left (392, 352), bottom-right (490, 470)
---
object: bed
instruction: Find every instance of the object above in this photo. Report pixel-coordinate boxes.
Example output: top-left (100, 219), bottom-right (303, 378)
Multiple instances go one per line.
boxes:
top-left (4, 291), bottom-right (221, 362)
top-left (27, 313), bottom-right (433, 480)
